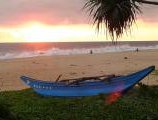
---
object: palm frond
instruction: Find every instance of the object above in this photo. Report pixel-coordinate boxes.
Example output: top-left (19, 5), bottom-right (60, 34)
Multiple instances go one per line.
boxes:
top-left (84, 0), bottom-right (142, 41)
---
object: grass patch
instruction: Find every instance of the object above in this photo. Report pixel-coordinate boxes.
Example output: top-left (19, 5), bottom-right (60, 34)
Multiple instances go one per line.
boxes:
top-left (0, 85), bottom-right (158, 120)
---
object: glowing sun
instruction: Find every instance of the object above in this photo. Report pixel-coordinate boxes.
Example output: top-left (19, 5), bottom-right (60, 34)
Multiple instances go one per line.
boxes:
top-left (17, 22), bottom-right (59, 42)
top-left (11, 22), bottom-right (72, 42)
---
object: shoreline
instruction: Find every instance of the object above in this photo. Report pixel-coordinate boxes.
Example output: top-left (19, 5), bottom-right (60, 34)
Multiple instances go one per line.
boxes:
top-left (0, 49), bottom-right (158, 91)
top-left (0, 47), bottom-right (156, 60)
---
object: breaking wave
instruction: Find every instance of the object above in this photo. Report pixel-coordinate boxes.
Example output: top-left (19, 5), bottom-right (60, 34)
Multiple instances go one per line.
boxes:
top-left (0, 44), bottom-right (158, 60)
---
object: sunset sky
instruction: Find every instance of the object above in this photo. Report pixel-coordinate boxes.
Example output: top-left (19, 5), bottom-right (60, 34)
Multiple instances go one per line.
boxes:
top-left (0, 0), bottom-right (158, 43)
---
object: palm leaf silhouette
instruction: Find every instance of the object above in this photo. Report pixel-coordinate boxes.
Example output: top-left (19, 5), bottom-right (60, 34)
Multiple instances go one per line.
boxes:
top-left (84, 0), bottom-right (158, 41)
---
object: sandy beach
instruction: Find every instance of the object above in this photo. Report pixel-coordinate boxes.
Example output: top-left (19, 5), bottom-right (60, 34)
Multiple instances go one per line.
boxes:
top-left (0, 49), bottom-right (158, 91)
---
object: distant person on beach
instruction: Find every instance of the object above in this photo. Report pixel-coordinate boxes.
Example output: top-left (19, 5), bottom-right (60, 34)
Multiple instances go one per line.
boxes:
top-left (136, 48), bottom-right (139, 52)
top-left (90, 50), bottom-right (93, 54)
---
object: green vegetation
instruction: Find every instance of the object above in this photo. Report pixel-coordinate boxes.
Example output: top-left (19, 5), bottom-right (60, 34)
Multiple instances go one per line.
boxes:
top-left (0, 84), bottom-right (158, 120)
top-left (0, 97), bottom-right (17, 120)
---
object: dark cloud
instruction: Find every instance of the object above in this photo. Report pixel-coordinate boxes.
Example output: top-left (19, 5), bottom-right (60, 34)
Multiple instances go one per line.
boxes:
top-left (0, 0), bottom-right (158, 26)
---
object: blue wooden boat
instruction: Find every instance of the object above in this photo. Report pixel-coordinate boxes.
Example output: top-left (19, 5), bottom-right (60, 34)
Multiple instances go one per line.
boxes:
top-left (20, 66), bottom-right (155, 97)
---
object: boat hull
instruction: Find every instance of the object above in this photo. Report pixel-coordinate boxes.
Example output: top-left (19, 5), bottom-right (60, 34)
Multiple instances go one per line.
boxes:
top-left (20, 66), bottom-right (155, 97)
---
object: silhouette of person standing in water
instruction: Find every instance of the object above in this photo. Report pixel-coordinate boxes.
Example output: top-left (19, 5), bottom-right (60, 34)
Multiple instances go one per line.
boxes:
top-left (90, 50), bottom-right (93, 54)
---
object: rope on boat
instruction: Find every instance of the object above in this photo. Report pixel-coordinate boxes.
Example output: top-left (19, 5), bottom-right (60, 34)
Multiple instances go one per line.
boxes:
top-left (67, 74), bottom-right (116, 85)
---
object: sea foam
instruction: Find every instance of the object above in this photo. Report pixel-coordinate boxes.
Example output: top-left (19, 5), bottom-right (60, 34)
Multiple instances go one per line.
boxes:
top-left (0, 44), bottom-right (158, 60)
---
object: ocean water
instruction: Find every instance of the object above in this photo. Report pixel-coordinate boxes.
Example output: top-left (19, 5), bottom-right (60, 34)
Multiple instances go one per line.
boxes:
top-left (0, 41), bottom-right (158, 60)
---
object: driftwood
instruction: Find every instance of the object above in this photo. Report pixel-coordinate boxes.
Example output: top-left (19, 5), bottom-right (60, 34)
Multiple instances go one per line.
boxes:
top-left (58, 74), bottom-right (116, 85)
